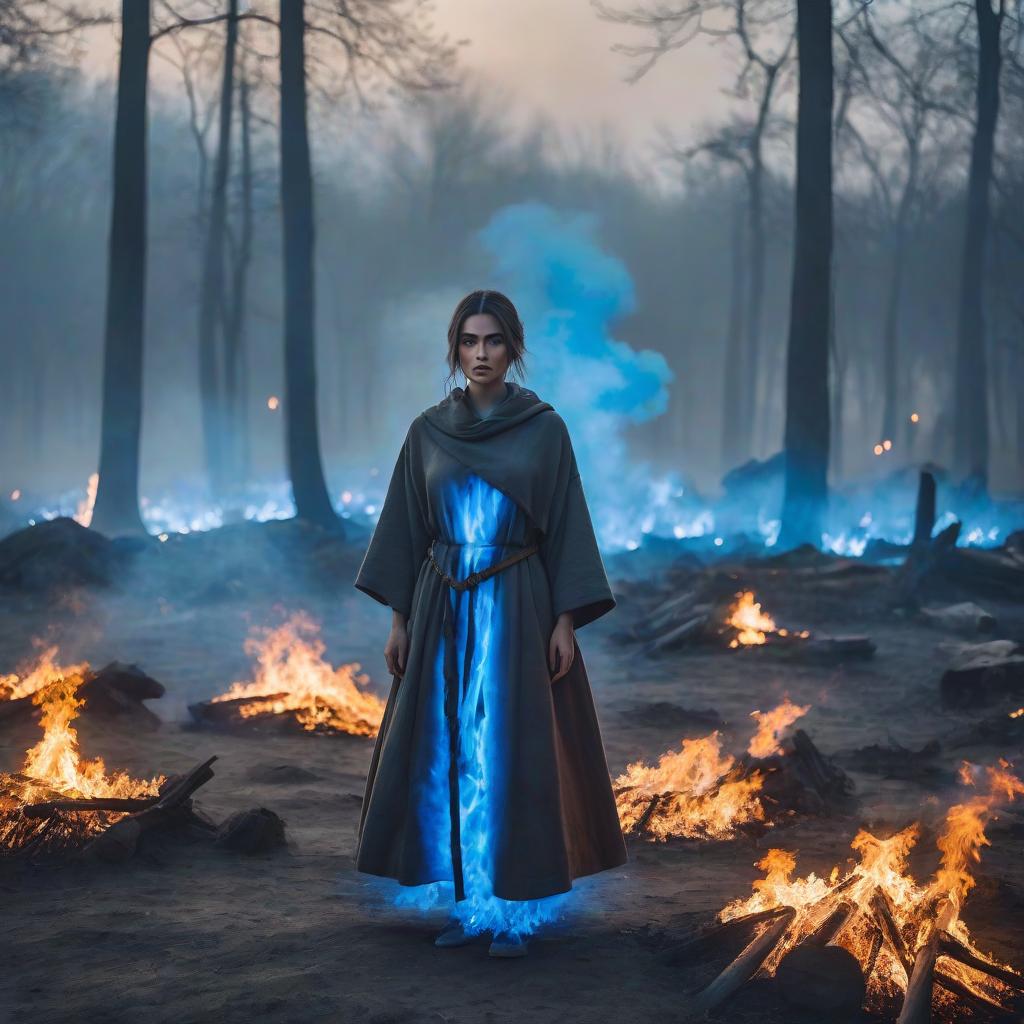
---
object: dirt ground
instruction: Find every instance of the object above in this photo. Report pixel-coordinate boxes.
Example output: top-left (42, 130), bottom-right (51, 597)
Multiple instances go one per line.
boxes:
top-left (1, 528), bottom-right (1022, 1024)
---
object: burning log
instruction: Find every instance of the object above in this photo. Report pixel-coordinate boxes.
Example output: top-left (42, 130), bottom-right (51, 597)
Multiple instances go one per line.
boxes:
top-left (22, 795), bottom-right (158, 818)
top-left (83, 756), bottom-right (218, 863)
top-left (690, 907), bottom-right (797, 1015)
top-left (189, 612), bottom-right (385, 737)
top-left (0, 649), bottom-right (164, 729)
top-left (614, 699), bottom-right (846, 840)
top-left (682, 761), bottom-right (1024, 1018)
top-left (1, 673), bottom-right (165, 857)
top-left (639, 587), bottom-right (874, 662)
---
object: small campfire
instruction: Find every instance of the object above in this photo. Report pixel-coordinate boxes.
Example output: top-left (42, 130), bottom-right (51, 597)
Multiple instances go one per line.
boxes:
top-left (189, 611), bottom-right (385, 737)
top-left (724, 591), bottom-right (808, 648)
top-left (1, 667), bottom-right (284, 862)
top-left (623, 584), bottom-right (875, 661)
top-left (684, 760), bottom-right (1024, 1019)
top-left (614, 699), bottom-right (851, 840)
top-left (1, 670), bottom-right (167, 856)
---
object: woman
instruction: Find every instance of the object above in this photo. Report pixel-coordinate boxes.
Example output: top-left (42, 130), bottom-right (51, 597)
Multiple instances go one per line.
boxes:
top-left (353, 289), bottom-right (627, 958)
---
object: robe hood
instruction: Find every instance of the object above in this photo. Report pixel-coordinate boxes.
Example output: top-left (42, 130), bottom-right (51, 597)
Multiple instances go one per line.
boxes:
top-left (414, 381), bottom-right (572, 537)
top-left (419, 380), bottom-right (554, 441)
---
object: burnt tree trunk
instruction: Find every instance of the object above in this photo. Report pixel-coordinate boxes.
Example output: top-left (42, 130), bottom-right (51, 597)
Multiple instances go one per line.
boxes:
top-left (779, 0), bottom-right (833, 548)
top-left (279, 0), bottom-right (339, 530)
top-left (953, 0), bottom-right (1004, 490)
top-left (91, 0), bottom-right (150, 538)
top-left (198, 0), bottom-right (239, 506)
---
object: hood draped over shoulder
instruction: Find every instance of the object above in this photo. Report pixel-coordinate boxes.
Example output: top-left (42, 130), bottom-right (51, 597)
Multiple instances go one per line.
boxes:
top-left (357, 379), bottom-right (615, 630)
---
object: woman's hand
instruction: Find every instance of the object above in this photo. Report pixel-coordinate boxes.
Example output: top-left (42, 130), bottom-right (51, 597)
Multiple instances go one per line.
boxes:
top-left (548, 612), bottom-right (575, 684)
top-left (385, 611), bottom-right (409, 678)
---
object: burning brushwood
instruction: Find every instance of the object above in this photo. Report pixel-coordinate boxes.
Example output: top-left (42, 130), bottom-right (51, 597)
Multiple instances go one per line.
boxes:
top-left (0, 646), bottom-right (165, 729)
top-left (0, 669), bottom-right (282, 863)
top-left (686, 760), bottom-right (1024, 1019)
top-left (0, 672), bottom-right (166, 856)
top-left (189, 611), bottom-right (385, 737)
top-left (628, 585), bottom-right (874, 661)
top-left (614, 699), bottom-right (851, 840)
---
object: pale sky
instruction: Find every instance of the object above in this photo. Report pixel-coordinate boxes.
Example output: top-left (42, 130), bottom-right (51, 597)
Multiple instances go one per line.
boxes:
top-left (78, 0), bottom-right (737, 182)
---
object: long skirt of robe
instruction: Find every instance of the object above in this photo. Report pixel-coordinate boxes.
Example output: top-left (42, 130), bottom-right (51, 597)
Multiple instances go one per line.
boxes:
top-left (356, 455), bottom-right (627, 915)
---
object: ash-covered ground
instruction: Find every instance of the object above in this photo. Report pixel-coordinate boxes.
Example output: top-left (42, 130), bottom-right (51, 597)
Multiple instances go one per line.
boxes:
top-left (0, 519), bottom-right (1022, 1024)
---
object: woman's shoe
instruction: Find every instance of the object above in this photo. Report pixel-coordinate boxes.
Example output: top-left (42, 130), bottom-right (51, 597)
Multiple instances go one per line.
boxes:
top-left (434, 918), bottom-right (472, 948)
top-left (488, 930), bottom-right (528, 958)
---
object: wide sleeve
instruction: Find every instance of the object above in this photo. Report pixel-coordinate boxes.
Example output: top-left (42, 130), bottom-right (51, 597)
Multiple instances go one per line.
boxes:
top-left (539, 435), bottom-right (616, 630)
top-left (353, 427), bottom-right (430, 619)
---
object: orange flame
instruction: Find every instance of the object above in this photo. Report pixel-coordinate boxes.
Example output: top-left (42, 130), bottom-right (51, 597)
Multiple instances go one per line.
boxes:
top-left (0, 645), bottom-right (90, 702)
top-left (20, 673), bottom-right (162, 801)
top-left (726, 591), bottom-right (777, 647)
top-left (714, 762), bottom-right (1024, 1007)
top-left (1, 669), bottom-right (163, 850)
top-left (73, 472), bottom-right (99, 528)
top-left (211, 612), bottom-right (385, 736)
top-left (615, 700), bottom-right (811, 840)
top-left (747, 697), bottom-right (810, 758)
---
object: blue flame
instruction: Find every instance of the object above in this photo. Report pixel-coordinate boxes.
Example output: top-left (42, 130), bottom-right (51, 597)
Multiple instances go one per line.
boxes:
top-left (393, 473), bottom-right (572, 937)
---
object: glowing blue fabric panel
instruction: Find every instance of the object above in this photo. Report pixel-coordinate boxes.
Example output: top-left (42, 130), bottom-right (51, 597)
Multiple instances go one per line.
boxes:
top-left (393, 472), bottom-right (571, 936)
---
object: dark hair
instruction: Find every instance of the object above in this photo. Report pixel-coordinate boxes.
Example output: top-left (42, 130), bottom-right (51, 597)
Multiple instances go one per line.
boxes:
top-left (444, 290), bottom-right (527, 392)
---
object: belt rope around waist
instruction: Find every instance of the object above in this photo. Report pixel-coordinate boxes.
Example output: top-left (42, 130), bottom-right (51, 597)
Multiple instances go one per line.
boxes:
top-left (427, 538), bottom-right (539, 902)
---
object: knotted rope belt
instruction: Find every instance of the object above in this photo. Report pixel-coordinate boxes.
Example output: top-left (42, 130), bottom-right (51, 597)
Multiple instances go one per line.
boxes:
top-left (426, 537), bottom-right (539, 901)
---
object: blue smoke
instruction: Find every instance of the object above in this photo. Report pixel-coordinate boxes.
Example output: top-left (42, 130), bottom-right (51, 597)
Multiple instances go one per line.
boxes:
top-left (476, 201), bottom-right (674, 520)
top-left (393, 472), bottom-right (572, 937)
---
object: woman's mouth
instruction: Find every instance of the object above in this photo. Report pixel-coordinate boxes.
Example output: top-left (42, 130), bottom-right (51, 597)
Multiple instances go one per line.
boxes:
top-left (473, 366), bottom-right (490, 373)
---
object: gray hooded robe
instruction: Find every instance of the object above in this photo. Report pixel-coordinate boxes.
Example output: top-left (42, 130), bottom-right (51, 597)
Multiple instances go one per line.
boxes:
top-left (353, 381), bottom-right (627, 902)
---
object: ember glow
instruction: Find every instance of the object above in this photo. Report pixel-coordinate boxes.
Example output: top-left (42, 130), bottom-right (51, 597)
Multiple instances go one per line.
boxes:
top-left (1, 671), bottom-right (163, 850)
top-left (713, 761), bottom-right (1024, 1012)
top-left (726, 591), bottom-right (777, 647)
top-left (210, 612), bottom-right (385, 736)
top-left (614, 700), bottom-right (810, 840)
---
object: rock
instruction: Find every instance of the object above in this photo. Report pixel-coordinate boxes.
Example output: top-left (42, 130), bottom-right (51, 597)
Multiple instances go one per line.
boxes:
top-left (941, 641), bottom-right (1024, 709)
top-left (0, 517), bottom-right (125, 591)
top-left (918, 602), bottom-right (996, 636)
top-left (216, 807), bottom-right (287, 854)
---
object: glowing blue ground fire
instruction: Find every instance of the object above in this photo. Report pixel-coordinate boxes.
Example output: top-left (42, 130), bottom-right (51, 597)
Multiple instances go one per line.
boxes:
top-left (393, 472), bottom-right (571, 938)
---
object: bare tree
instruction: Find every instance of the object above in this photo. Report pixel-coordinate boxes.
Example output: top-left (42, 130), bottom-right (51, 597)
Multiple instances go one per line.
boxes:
top-left (778, 0), bottom-right (833, 547)
top-left (91, 0), bottom-right (151, 536)
top-left (953, 0), bottom-right (1008, 491)
top-left (276, 0), bottom-right (459, 530)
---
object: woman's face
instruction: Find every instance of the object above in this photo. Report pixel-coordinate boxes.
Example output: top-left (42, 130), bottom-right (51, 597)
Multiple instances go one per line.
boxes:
top-left (458, 313), bottom-right (510, 385)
